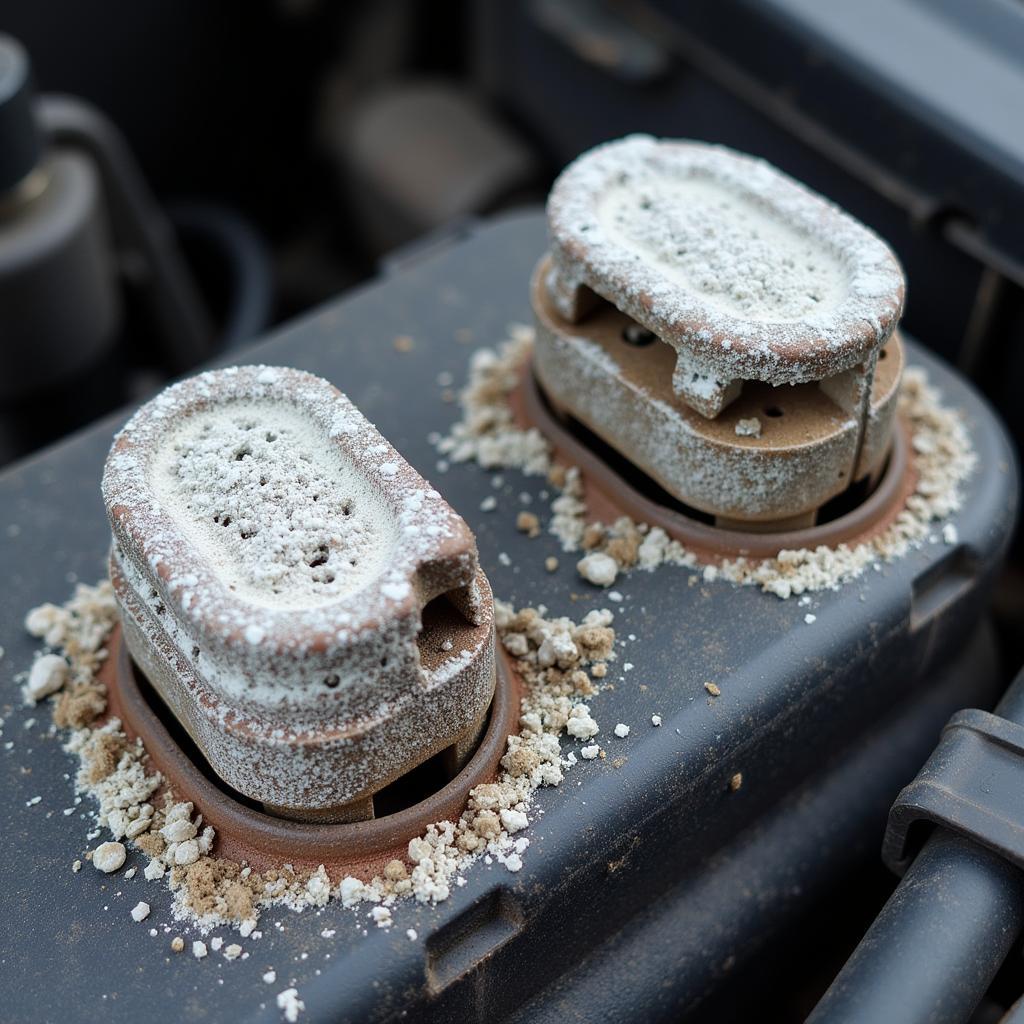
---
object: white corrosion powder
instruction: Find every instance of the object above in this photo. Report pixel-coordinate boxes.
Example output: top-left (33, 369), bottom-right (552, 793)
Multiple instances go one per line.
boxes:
top-left (23, 654), bottom-right (68, 704)
top-left (597, 175), bottom-right (846, 323)
top-left (435, 326), bottom-right (976, 599)
top-left (151, 403), bottom-right (393, 610)
top-left (577, 552), bottom-right (618, 588)
top-left (93, 841), bottom-right (126, 873)
top-left (547, 137), bottom-right (904, 389)
top-left (27, 579), bottom-right (620, 937)
top-left (277, 988), bottom-right (304, 1022)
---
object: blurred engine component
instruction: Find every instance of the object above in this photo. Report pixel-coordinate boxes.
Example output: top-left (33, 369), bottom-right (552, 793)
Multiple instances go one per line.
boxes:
top-left (0, 32), bottom-right (214, 463)
top-left (325, 80), bottom-right (540, 253)
top-left (0, 33), bottom-right (121, 404)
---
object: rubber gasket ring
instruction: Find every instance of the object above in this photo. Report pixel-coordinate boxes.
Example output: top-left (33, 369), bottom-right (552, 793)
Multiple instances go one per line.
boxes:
top-left (514, 359), bottom-right (917, 560)
top-left (102, 626), bottom-right (521, 876)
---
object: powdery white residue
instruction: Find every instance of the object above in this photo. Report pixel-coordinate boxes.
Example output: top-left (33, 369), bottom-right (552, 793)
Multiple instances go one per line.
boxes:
top-left (434, 326), bottom-right (975, 598)
top-left (102, 365), bottom-right (480, 710)
top-left (548, 136), bottom-right (905, 388)
top-left (436, 326), bottom-right (550, 476)
top-left (25, 580), bottom-right (619, 934)
top-left (277, 988), bottom-right (304, 1022)
top-left (23, 653), bottom-right (69, 703)
top-left (597, 175), bottom-right (846, 323)
top-left (103, 365), bottom-right (493, 812)
top-left (534, 326), bottom-right (857, 520)
top-left (151, 404), bottom-right (391, 610)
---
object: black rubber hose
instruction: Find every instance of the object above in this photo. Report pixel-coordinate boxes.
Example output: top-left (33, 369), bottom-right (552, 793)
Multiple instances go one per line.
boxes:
top-left (167, 201), bottom-right (274, 350)
top-left (807, 830), bottom-right (1024, 1024)
top-left (808, 670), bottom-right (1024, 1024)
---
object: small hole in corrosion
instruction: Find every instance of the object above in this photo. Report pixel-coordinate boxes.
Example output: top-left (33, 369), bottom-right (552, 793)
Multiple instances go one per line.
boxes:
top-left (323, 674), bottom-right (340, 689)
top-left (879, 348), bottom-right (888, 360)
top-left (764, 406), bottom-right (784, 418)
top-left (622, 324), bottom-right (656, 347)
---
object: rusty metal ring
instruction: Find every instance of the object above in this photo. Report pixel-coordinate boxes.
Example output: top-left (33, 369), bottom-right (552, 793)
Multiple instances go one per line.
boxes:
top-left (516, 360), bottom-right (916, 561)
top-left (102, 625), bottom-right (522, 877)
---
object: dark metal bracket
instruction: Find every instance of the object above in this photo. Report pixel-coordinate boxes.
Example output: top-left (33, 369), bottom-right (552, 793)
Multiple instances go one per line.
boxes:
top-left (883, 708), bottom-right (1024, 876)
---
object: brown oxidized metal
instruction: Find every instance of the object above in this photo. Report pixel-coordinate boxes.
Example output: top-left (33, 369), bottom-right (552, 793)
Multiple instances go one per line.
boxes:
top-left (512, 362), bottom-right (917, 562)
top-left (534, 135), bottom-right (908, 528)
top-left (102, 365), bottom-right (497, 823)
top-left (100, 624), bottom-right (521, 876)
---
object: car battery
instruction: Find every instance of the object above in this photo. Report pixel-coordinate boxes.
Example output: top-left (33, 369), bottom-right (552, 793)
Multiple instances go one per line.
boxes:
top-left (0, 177), bottom-right (1016, 1023)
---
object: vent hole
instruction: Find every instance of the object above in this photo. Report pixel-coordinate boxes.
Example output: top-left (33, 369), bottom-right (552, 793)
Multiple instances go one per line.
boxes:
top-left (764, 406), bottom-right (784, 418)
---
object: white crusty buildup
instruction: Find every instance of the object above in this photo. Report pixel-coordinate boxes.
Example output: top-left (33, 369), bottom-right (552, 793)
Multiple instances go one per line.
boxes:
top-left (31, 576), bottom-right (620, 926)
top-left (101, 364), bottom-right (496, 816)
top-left (577, 552), bottom-right (618, 588)
top-left (277, 988), bottom-right (305, 1023)
top-left (93, 841), bottom-right (126, 874)
top-left (435, 328), bottom-right (975, 598)
top-left (546, 136), bottom-right (904, 391)
top-left (23, 654), bottom-right (68, 703)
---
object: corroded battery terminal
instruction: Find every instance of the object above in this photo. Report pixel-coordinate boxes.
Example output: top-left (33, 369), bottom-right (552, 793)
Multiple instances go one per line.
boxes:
top-left (102, 366), bottom-right (496, 823)
top-left (532, 135), bottom-right (906, 529)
